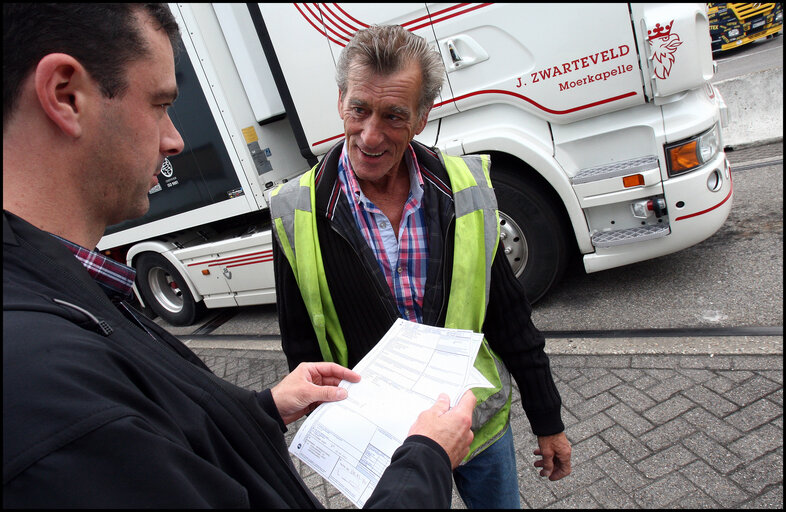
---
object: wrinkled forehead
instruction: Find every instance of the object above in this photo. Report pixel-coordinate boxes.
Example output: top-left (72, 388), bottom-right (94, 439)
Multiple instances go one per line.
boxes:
top-left (347, 61), bottom-right (422, 93)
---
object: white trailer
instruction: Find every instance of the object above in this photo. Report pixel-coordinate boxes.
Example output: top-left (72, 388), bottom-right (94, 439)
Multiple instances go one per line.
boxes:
top-left (98, 3), bottom-right (732, 325)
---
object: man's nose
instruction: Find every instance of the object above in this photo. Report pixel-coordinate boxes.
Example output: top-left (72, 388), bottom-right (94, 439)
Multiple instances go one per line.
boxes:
top-left (359, 115), bottom-right (384, 148)
top-left (162, 114), bottom-right (184, 156)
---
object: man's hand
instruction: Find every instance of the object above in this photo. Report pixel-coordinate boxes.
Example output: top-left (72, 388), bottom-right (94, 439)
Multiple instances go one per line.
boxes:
top-left (408, 390), bottom-right (476, 469)
top-left (533, 432), bottom-right (572, 480)
top-left (270, 362), bottom-right (361, 424)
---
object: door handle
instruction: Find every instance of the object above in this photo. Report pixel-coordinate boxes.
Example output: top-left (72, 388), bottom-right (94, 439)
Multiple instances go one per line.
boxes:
top-left (441, 35), bottom-right (489, 72)
top-left (447, 39), bottom-right (462, 63)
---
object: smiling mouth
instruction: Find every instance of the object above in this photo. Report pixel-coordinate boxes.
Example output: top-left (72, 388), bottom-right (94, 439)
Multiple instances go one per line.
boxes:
top-left (359, 148), bottom-right (384, 158)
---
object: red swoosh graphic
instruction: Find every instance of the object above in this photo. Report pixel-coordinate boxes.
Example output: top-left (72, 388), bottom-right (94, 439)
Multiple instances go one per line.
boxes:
top-left (295, 3), bottom-right (493, 46)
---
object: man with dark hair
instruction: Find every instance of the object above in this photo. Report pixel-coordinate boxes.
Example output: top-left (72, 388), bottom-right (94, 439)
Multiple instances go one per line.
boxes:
top-left (3, 3), bottom-right (180, 126)
top-left (272, 25), bottom-right (572, 509)
top-left (3, 4), bottom-right (475, 507)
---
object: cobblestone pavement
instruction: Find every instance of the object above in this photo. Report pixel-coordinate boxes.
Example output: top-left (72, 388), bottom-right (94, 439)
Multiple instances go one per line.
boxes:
top-left (191, 347), bottom-right (783, 509)
top-left (179, 141), bottom-right (783, 508)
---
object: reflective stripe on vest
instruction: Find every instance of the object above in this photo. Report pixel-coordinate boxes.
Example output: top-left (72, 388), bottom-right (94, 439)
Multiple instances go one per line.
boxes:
top-left (270, 168), bottom-right (349, 365)
top-left (439, 152), bottom-right (512, 460)
top-left (270, 153), bottom-right (512, 460)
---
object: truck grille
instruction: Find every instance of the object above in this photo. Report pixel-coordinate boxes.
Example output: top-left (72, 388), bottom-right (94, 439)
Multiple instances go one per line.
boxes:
top-left (729, 3), bottom-right (775, 20)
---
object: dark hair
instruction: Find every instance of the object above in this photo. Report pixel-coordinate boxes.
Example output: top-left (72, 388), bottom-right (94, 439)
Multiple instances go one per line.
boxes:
top-left (335, 25), bottom-right (445, 120)
top-left (3, 3), bottom-right (181, 127)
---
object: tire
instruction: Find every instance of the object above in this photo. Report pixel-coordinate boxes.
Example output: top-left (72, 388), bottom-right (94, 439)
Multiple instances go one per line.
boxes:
top-left (135, 252), bottom-right (206, 326)
top-left (491, 166), bottom-right (570, 304)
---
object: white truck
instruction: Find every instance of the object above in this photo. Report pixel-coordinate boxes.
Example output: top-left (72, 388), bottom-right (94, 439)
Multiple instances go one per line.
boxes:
top-left (98, 3), bottom-right (732, 326)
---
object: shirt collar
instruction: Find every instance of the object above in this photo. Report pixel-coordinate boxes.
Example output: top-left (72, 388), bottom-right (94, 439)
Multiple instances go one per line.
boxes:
top-left (338, 141), bottom-right (425, 209)
top-left (49, 233), bottom-right (136, 303)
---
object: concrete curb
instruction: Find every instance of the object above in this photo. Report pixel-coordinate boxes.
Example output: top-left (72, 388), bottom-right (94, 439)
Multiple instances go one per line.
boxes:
top-left (181, 335), bottom-right (784, 356)
top-left (543, 335), bottom-right (783, 355)
top-left (715, 66), bottom-right (783, 149)
top-left (183, 337), bottom-right (286, 355)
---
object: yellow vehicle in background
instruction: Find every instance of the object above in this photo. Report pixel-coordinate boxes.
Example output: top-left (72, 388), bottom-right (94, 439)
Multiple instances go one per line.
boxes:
top-left (708, 3), bottom-right (783, 52)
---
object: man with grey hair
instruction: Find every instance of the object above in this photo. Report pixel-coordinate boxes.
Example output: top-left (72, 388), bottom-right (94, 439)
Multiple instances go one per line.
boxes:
top-left (271, 24), bottom-right (572, 508)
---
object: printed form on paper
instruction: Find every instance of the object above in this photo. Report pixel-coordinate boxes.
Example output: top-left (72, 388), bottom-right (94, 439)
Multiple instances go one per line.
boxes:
top-left (288, 318), bottom-right (494, 508)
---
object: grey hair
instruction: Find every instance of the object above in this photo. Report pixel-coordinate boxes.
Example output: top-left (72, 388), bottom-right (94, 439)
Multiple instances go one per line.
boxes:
top-left (335, 25), bottom-right (445, 120)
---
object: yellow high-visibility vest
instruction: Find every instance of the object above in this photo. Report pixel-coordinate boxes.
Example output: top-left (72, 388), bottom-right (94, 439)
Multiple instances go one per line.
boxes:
top-left (271, 151), bottom-right (512, 460)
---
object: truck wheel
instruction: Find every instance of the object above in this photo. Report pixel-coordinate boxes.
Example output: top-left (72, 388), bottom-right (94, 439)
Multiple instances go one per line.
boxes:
top-left (135, 252), bottom-right (205, 326)
top-left (491, 167), bottom-right (570, 303)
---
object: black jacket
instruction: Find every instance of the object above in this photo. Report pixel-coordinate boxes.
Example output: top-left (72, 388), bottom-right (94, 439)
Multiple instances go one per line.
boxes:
top-left (3, 211), bottom-right (452, 508)
top-left (273, 140), bottom-right (565, 437)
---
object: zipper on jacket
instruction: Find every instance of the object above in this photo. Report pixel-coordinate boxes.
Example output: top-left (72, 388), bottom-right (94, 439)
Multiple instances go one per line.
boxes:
top-left (117, 301), bottom-right (160, 342)
top-left (436, 214), bottom-right (455, 324)
top-left (52, 298), bottom-right (114, 336)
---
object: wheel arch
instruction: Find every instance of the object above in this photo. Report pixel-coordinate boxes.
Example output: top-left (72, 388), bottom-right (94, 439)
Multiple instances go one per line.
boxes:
top-left (467, 148), bottom-right (588, 258)
top-left (461, 136), bottom-right (592, 254)
top-left (127, 241), bottom-right (203, 309)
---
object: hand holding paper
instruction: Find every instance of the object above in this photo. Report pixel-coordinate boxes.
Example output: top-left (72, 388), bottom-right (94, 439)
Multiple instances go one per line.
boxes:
top-left (408, 390), bottom-right (476, 469)
top-left (289, 319), bottom-right (494, 507)
top-left (271, 362), bottom-right (361, 424)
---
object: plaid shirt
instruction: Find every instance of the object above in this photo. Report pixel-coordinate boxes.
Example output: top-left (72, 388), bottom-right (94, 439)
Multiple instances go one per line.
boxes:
top-left (337, 142), bottom-right (428, 323)
top-left (50, 234), bottom-right (136, 303)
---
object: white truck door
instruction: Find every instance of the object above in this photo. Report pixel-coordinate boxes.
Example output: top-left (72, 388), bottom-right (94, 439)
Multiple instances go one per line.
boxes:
top-left (428, 3), bottom-right (647, 125)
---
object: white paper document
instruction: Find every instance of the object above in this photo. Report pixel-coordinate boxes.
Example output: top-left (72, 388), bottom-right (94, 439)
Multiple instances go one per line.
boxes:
top-left (289, 318), bottom-right (494, 508)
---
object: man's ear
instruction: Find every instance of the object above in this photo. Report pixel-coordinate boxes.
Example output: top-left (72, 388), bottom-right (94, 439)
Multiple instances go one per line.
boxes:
top-left (34, 53), bottom-right (92, 138)
top-left (337, 88), bottom-right (345, 120)
top-left (414, 106), bottom-right (432, 135)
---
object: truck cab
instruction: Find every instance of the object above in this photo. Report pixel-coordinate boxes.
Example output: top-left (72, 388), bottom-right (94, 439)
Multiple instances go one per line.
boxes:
top-left (98, 3), bottom-right (731, 326)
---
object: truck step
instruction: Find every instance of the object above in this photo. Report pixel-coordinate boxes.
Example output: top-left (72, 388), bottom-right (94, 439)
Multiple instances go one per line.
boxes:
top-left (591, 224), bottom-right (670, 248)
top-left (572, 156), bottom-right (658, 184)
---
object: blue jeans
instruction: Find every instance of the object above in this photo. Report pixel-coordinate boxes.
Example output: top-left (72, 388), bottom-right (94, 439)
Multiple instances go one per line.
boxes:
top-left (453, 425), bottom-right (521, 509)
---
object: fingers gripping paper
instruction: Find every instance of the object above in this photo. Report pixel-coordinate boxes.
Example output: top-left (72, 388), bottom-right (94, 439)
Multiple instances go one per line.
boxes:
top-left (289, 319), bottom-right (493, 507)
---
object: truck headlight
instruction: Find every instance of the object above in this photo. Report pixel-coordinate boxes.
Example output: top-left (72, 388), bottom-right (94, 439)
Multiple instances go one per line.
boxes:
top-left (665, 124), bottom-right (721, 177)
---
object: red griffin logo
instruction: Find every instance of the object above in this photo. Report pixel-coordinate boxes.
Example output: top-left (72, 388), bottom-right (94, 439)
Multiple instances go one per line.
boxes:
top-left (648, 20), bottom-right (682, 79)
